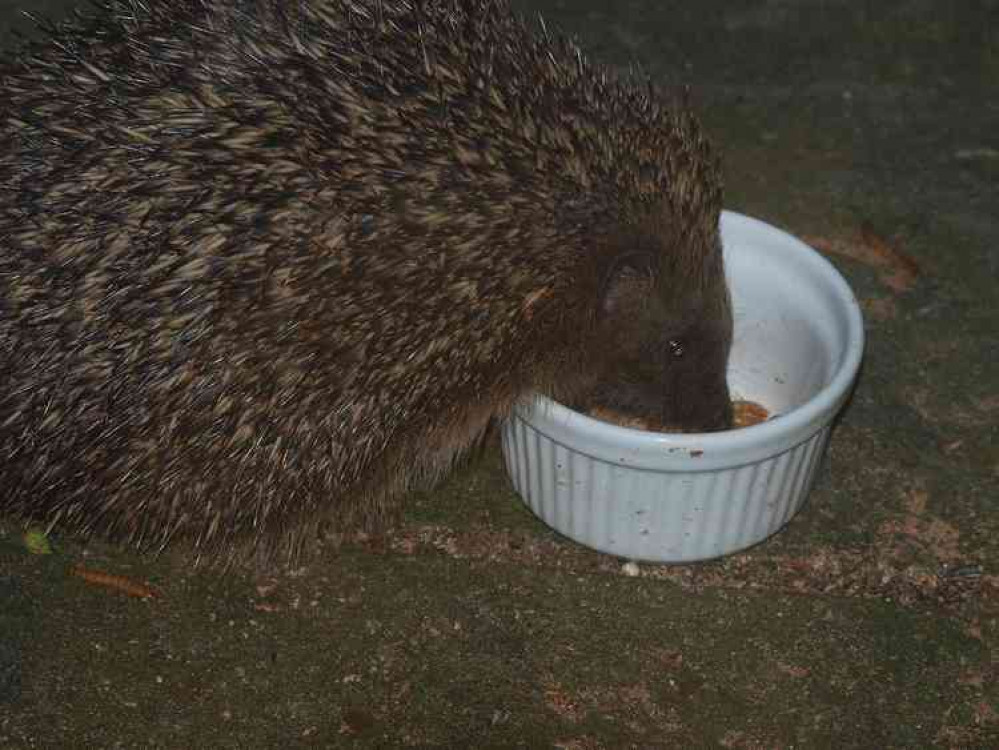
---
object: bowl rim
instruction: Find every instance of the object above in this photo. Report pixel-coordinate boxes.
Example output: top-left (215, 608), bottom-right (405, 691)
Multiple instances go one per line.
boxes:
top-left (508, 210), bottom-right (866, 473)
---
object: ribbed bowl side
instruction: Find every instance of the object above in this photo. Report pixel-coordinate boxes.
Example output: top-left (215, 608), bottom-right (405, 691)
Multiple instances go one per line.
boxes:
top-left (500, 416), bottom-right (831, 563)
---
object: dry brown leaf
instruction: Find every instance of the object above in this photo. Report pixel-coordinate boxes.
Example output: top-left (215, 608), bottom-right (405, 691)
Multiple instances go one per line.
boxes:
top-left (543, 676), bottom-right (584, 722)
top-left (803, 223), bottom-right (920, 293)
top-left (861, 297), bottom-right (898, 321)
top-left (859, 221), bottom-right (920, 292)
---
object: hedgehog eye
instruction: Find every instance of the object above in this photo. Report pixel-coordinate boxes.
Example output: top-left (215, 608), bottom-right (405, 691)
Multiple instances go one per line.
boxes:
top-left (667, 338), bottom-right (685, 359)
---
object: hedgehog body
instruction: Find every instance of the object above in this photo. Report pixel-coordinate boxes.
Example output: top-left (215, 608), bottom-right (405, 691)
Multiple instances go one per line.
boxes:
top-left (0, 0), bottom-right (732, 563)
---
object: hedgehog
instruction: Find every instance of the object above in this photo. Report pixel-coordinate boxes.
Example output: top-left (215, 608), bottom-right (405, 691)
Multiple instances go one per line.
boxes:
top-left (0, 0), bottom-right (733, 565)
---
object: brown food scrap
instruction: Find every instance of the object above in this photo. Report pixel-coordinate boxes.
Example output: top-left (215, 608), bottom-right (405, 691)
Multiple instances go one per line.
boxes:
top-left (586, 405), bottom-right (657, 431)
top-left (587, 399), bottom-right (770, 431)
top-left (731, 399), bottom-right (770, 428)
top-left (71, 565), bottom-right (160, 599)
top-left (340, 707), bottom-right (377, 735)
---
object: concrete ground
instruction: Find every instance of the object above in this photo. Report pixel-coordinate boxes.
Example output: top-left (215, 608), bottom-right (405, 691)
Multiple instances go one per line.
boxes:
top-left (1, 0), bottom-right (997, 747)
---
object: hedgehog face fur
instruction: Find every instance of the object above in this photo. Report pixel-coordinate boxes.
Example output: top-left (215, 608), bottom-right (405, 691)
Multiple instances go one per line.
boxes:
top-left (0, 0), bottom-right (732, 564)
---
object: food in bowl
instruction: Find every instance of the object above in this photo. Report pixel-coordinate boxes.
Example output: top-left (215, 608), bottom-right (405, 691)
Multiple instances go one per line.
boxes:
top-left (585, 398), bottom-right (771, 432)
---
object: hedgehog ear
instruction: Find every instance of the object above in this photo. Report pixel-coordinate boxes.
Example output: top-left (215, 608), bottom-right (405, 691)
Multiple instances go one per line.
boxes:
top-left (600, 252), bottom-right (658, 319)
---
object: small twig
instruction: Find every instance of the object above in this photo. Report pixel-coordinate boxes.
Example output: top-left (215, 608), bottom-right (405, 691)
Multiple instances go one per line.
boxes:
top-left (71, 565), bottom-right (160, 599)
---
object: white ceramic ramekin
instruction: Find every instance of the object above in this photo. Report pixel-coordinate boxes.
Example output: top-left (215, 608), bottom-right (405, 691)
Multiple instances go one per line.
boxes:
top-left (500, 210), bottom-right (865, 563)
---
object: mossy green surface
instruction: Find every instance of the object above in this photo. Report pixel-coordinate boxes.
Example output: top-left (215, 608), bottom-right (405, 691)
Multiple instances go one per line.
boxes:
top-left (2, 0), bottom-right (997, 747)
top-left (0, 524), bottom-right (988, 748)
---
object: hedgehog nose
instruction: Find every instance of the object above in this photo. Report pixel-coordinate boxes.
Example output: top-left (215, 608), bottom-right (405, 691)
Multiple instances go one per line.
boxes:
top-left (661, 391), bottom-right (733, 433)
